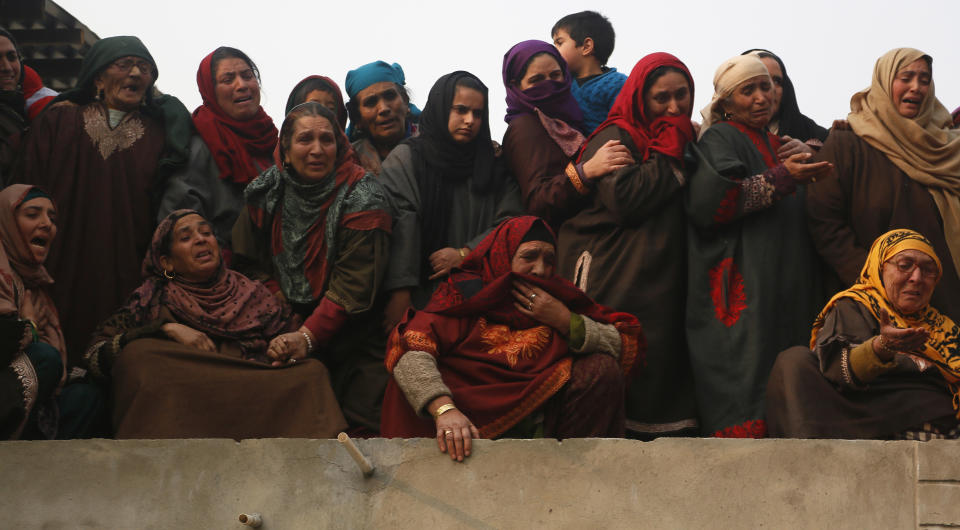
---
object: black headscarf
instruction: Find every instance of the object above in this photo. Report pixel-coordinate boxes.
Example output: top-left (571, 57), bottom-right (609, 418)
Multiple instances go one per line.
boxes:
top-left (742, 48), bottom-right (828, 142)
top-left (0, 28), bottom-right (25, 119)
top-left (402, 71), bottom-right (503, 280)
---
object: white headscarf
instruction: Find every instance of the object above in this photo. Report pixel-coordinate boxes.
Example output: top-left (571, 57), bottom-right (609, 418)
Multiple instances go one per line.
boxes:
top-left (699, 55), bottom-right (770, 138)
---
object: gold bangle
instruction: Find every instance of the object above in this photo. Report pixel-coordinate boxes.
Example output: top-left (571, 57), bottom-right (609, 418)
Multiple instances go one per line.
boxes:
top-left (433, 403), bottom-right (457, 419)
top-left (458, 247), bottom-right (467, 258)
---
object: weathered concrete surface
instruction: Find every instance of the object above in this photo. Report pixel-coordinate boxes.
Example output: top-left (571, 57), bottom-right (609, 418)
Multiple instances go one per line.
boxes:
top-left (0, 437), bottom-right (936, 529)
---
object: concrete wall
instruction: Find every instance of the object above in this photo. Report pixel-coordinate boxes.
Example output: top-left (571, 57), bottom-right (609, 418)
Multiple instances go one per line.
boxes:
top-left (1, 437), bottom-right (956, 528)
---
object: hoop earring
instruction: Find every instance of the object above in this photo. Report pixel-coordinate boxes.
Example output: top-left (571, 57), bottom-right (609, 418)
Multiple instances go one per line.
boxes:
top-left (163, 269), bottom-right (175, 280)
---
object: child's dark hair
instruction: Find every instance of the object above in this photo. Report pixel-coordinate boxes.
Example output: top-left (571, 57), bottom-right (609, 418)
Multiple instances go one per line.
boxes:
top-left (551, 11), bottom-right (616, 65)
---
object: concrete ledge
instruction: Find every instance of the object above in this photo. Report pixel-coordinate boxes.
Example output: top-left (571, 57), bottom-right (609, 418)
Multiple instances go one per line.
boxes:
top-left (0, 437), bottom-right (950, 528)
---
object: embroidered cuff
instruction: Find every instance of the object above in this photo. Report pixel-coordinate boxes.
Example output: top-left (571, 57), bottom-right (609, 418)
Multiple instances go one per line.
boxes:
top-left (565, 162), bottom-right (591, 195)
top-left (848, 337), bottom-right (897, 384)
top-left (393, 350), bottom-right (451, 417)
top-left (763, 164), bottom-right (797, 198)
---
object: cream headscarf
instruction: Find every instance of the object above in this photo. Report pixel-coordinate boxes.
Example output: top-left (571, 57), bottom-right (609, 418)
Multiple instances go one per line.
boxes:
top-left (848, 48), bottom-right (960, 275)
top-left (699, 55), bottom-right (771, 138)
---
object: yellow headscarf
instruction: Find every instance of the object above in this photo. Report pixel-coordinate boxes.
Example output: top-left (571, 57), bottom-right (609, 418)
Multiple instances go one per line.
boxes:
top-left (698, 55), bottom-right (770, 138)
top-left (811, 229), bottom-right (960, 415)
top-left (848, 48), bottom-right (960, 276)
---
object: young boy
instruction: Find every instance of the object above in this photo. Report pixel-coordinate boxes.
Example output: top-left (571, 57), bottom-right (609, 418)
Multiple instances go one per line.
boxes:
top-left (551, 11), bottom-right (627, 134)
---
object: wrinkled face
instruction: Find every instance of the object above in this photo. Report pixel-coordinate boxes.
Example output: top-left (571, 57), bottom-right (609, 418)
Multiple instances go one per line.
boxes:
top-left (15, 197), bottom-right (56, 264)
top-left (551, 28), bottom-right (582, 76)
top-left (759, 57), bottom-right (783, 117)
top-left (511, 240), bottom-right (556, 278)
top-left (0, 36), bottom-right (21, 91)
top-left (881, 249), bottom-right (939, 314)
top-left (284, 115), bottom-right (338, 181)
top-left (214, 57), bottom-right (261, 121)
top-left (159, 214), bottom-right (221, 283)
top-left (355, 81), bottom-right (408, 146)
top-left (517, 54), bottom-right (563, 90)
top-left (305, 89), bottom-right (338, 118)
top-left (447, 86), bottom-right (484, 144)
top-left (643, 71), bottom-right (691, 121)
top-left (721, 75), bottom-right (773, 129)
top-left (891, 58), bottom-right (931, 119)
top-left (94, 55), bottom-right (154, 112)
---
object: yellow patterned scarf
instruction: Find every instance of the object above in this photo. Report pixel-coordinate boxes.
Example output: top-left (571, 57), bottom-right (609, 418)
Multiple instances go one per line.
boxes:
top-left (811, 229), bottom-right (960, 414)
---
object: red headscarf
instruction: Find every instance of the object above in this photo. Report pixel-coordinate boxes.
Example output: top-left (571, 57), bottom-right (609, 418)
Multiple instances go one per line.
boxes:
top-left (580, 52), bottom-right (695, 163)
top-left (382, 216), bottom-right (644, 438)
top-left (192, 50), bottom-right (279, 185)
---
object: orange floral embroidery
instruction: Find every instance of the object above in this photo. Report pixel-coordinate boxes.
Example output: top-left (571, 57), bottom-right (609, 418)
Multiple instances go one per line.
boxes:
top-left (402, 330), bottom-right (437, 355)
top-left (478, 318), bottom-right (552, 367)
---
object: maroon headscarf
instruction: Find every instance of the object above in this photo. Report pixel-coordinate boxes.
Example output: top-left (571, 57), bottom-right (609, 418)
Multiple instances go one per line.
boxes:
top-left (580, 52), bottom-right (695, 164)
top-left (129, 209), bottom-right (294, 358)
top-left (502, 40), bottom-right (584, 131)
top-left (192, 50), bottom-right (278, 185)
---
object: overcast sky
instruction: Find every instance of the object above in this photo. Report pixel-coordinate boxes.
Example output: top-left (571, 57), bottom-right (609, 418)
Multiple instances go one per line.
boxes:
top-left (56, 0), bottom-right (960, 140)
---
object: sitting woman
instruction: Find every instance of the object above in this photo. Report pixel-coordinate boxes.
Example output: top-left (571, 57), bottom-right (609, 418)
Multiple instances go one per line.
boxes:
top-left (807, 48), bottom-right (960, 321)
top-left (381, 216), bottom-right (643, 461)
top-left (344, 60), bottom-right (419, 175)
top-left (159, 47), bottom-right (278, 253)
top-left (232, 102), bottom-right (392, 433)
top-left (84, 209), bottom-right (346, 439)
top-left (686, 54), bottom-right (833, 437)
top-left (501, 40), bottom-right (632, 229)
top-left (379, 71), bottom-right (522, 332)
top-left (284, 76), bottom-right (348, 130)
top-left (767, 229), bottom-right (960, 439)
top-left (558, 52), bottom-right (698, 439)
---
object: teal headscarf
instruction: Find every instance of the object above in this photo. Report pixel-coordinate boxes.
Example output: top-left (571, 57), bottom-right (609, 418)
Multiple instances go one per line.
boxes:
top-left (344, 60), bottom-right (420, 140)
top-left (52, 36), bottom-right (190, 180)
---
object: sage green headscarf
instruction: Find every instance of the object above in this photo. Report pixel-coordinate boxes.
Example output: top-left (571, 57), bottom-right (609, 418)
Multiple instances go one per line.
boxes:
top-left (52, 35), bottom-right (190, 179)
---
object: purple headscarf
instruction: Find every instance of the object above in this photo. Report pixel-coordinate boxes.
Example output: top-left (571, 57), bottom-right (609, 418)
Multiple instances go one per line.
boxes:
top-left (502, 40), bottom-right (584, 130)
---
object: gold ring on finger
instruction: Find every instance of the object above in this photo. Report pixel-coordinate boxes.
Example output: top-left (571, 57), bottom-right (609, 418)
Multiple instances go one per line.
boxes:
top-left (445, 430), bottom-right (453, 436)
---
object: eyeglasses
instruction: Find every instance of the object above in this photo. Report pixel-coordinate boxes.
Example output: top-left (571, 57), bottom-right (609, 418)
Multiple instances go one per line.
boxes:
top-left (111, 59), bottom-right (153, 75)
top-left (450, 105), bottom-right (483, 119)
top-left (888, 258), bottom-right (939, 278)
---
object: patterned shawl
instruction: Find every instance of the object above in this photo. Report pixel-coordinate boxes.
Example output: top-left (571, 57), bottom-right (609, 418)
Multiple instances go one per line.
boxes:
top-left (811, 229), bottom-right (960, 415)
top-left (385, 216), bottom-right (644, 437)
top-left (128, 209), bottom-right (293, 358)
top-left (244, 106), bottom-right (391, 305)
top-left (192, 50), bottom-right (278, 185)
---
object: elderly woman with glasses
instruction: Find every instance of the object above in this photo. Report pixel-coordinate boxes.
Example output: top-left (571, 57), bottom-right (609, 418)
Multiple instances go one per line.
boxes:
top-left (18, 35), bottom-right (191, 368)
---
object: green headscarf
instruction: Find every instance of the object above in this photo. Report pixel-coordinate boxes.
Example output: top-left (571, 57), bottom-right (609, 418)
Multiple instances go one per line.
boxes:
top-left (52, 36), bottom-right (190, 180)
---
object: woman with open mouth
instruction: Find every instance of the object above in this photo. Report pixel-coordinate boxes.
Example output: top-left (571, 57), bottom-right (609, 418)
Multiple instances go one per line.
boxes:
top-left (807, 48), bottom-right (960, 324)
top-left (232, 102), bottom-right (393, 435)
top-left (0, 185), bottom-right (100, 440)
top-left (83, 209), bottom-right (346, 439)
top-left (158, 47), bottom-right (278, 257)
top-left (685, 54), bottom-right (833, 438)
top-left (17, 36), bottom-right (191, 374)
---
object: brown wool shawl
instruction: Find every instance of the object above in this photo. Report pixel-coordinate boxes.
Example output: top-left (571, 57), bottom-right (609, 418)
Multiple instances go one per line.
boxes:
top-left (848, 48), bottom-right (960, 275)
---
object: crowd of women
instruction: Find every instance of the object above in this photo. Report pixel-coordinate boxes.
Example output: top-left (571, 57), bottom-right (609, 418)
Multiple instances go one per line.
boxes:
top-left (2, 10), bottom-right (960, 457)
